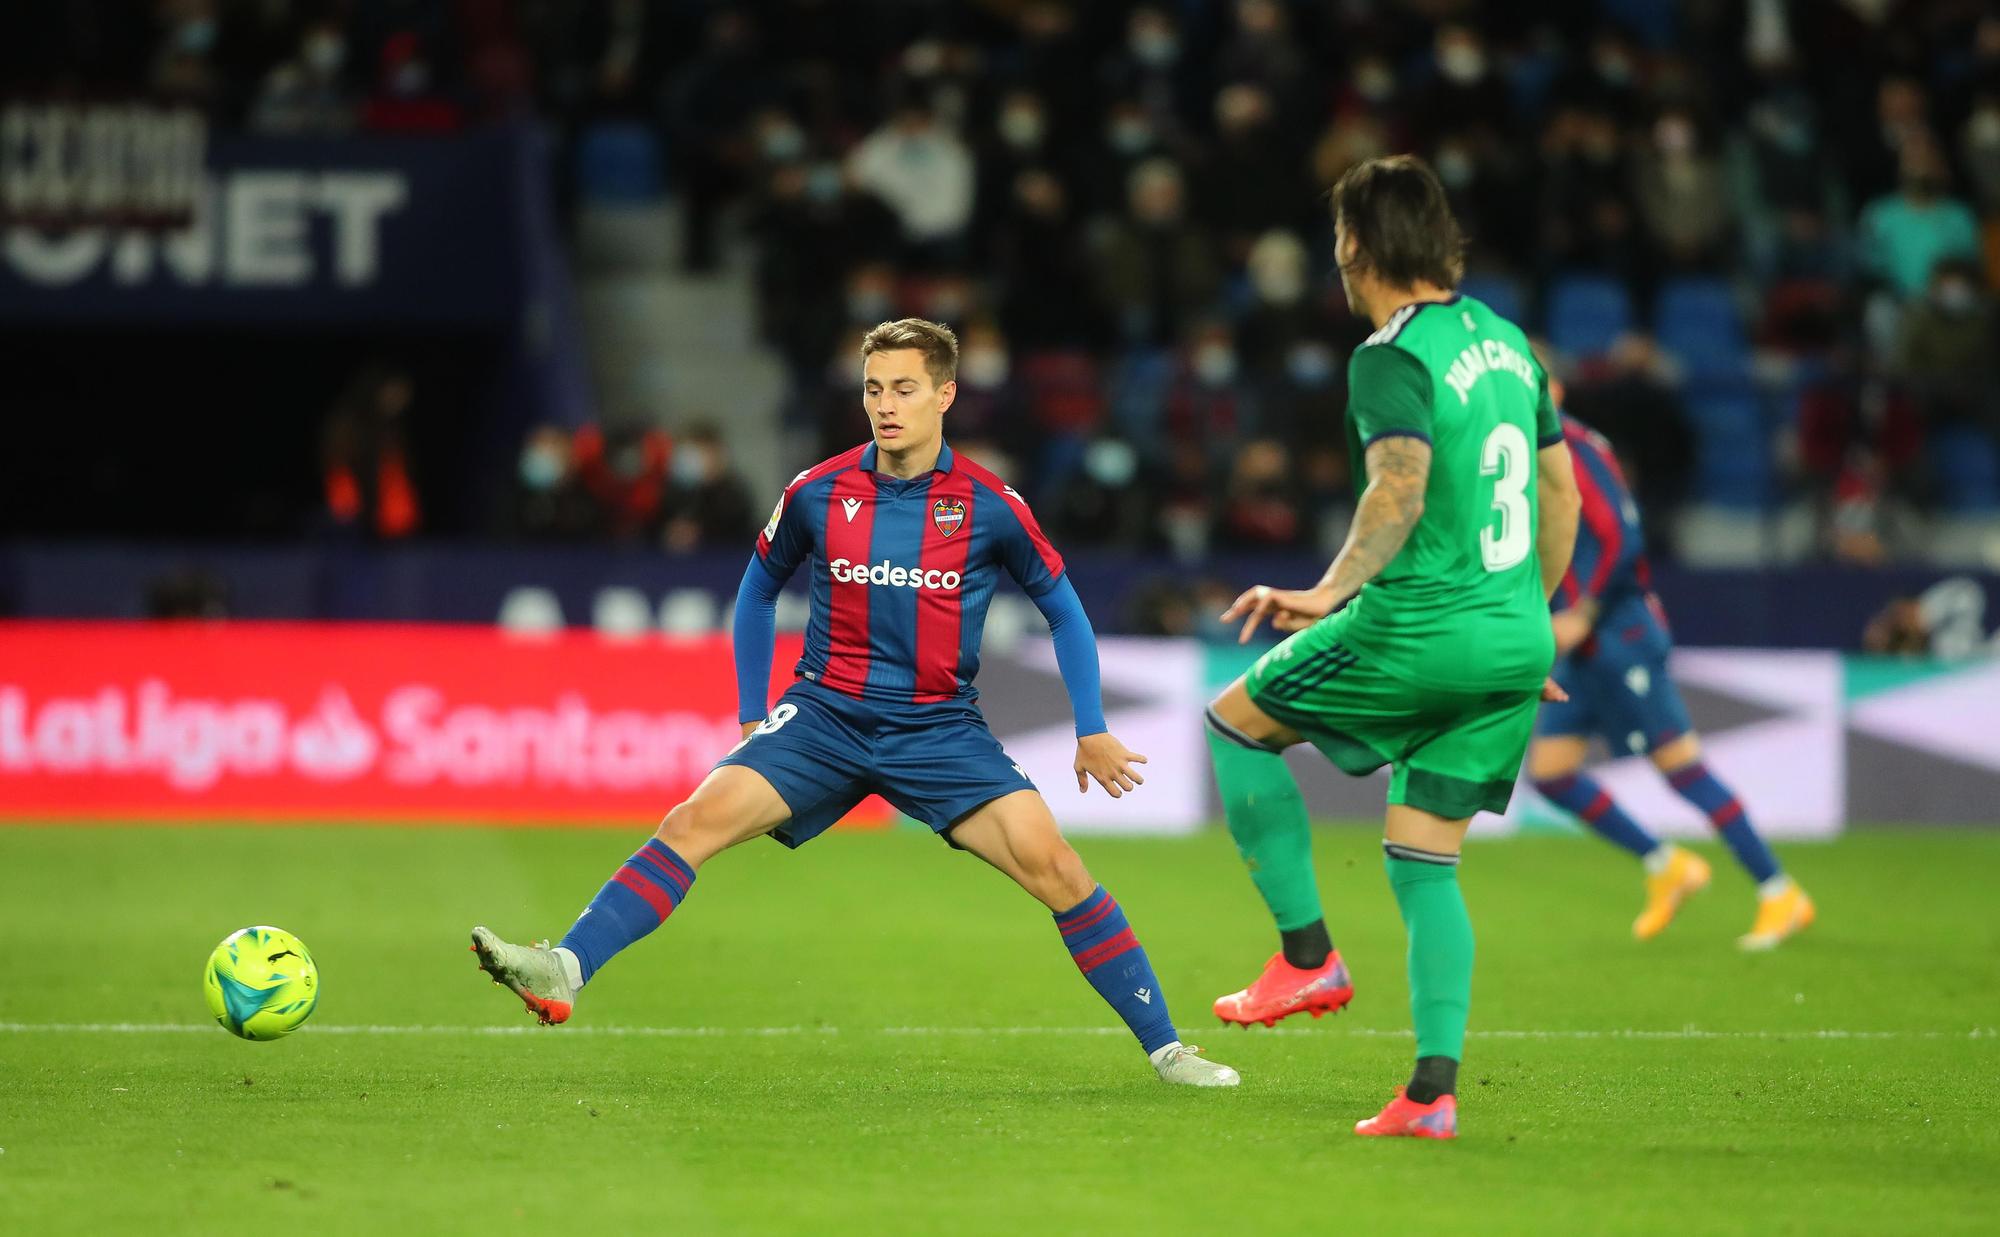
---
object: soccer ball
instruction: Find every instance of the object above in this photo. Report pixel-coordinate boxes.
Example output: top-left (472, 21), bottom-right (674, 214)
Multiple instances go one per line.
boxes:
top-left (203, 926), bottom-right (319, 1041)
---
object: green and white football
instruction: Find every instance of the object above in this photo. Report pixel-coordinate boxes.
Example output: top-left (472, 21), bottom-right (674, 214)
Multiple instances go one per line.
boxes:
top-left (203, 926), bottom-right (318, 1041)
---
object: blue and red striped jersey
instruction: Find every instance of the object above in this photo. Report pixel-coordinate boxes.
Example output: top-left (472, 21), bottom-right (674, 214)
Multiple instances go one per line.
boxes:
top-left (1558, 415), bottom-right (1670, 646)
top-left (752, 441), bottom-right (1066, 705)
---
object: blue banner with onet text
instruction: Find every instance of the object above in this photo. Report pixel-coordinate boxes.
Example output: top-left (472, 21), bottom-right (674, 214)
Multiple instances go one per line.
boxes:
top-left (0, 127), bottom-right (530, 326)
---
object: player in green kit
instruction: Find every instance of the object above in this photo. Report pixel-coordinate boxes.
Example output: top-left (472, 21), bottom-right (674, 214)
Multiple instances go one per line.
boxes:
top-left (1202, 156), bottom-right (1582, 1138)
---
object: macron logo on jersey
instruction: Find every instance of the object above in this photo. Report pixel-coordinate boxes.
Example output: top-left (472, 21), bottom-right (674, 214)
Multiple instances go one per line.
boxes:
top-left (829, 558), bottom-right (963, 590)
top-left (841, 497), bottom-right (863, 523)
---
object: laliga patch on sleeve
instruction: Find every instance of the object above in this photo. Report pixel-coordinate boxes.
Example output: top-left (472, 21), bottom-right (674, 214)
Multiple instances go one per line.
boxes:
top-left (763, 494), bottom-right (785, 540)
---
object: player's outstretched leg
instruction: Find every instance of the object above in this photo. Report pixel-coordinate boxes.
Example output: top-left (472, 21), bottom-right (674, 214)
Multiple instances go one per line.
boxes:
top-left (1530, 737), bottom-right (1709, 940)
top-left (1652, 737), bottom-right (1813, 949)
top-left (1356, 807), bottom-right (1474, 1139)
top-left (472, 765), bottom-right (791, 1024)
top-left (1204, 687), bottom-right (1354, 1028)
top-left (952, 791), bottom-right (1240, 1087)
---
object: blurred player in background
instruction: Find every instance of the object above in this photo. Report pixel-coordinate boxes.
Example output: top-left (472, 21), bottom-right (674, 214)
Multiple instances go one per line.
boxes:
top-left (1529, 356), bottom-right (1815, 950)
top-left (1202, 156), bottom-right (1580, 1138)
top-left (474, 318), bottom-right (1239, 1088)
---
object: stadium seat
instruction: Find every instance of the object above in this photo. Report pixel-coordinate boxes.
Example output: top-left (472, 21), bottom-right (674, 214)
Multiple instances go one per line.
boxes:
top-left (1655, 277), bottom-right (1749, 382)
top-left (1459, 273), bottom-right (1525, 325)
top-left (1685, 392), bottom-right (1774, 510)
top-left (1929, 424), bottom-right (2000, 513)
top-left (1546, 273), bottom-right (1633, 358)
top-left (575, 121), bottom-right (665, 203)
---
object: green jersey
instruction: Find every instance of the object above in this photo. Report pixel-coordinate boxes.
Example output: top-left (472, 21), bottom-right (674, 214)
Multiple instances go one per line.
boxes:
top-left (1333, 294), bottom-right (1561, 692)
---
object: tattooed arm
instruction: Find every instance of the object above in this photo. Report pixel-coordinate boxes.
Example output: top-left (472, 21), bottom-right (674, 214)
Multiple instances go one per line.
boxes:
top-left (1223, 435), bottom-right (1431, 642)
top-left (1315, 435), bottom-right (1430, 606)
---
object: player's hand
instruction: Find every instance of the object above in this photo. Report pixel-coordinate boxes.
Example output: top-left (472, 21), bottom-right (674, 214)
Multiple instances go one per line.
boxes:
top-left (1075, 732), bottom-right (1147, 798)
top-left (1540, 676), bottom-right (1569, 703)
top-left (1220, 584), bottom-right (1337, 644)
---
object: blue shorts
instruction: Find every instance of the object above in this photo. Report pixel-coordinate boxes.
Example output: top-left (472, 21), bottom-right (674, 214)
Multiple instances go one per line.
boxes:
top-left (1537, 643), bottom-right (1693, 757)
top-left (715, 680), bottom-right (1037, 849)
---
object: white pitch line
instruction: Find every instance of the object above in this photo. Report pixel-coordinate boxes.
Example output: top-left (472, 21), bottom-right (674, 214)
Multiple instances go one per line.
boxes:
top-left (0, 1022), bottom-right (1991, 1040)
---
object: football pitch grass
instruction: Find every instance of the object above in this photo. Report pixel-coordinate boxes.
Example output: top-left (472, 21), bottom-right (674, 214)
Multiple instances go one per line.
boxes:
top-left (2, 825), bottom-right (1995, 1234)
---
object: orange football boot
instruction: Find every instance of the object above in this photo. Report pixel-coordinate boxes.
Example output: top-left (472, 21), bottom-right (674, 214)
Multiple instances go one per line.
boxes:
top-left (1632, 846), bottom-right (1712, 940)
top-left (1213, 951), bottom-right (1354, 1028)
top-left (1738, 881), bottom-right (1815, 951)
top-left (1354, 1087), bottom-right (1457, 1139)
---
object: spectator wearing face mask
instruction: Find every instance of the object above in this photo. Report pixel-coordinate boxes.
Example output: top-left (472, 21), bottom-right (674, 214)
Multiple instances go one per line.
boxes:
top-left (752, 161), bottom-right (896, 388)
top-left (946, 320), bottom-right (1028, 455)
top-left (1236, 230), bottom-right (1324, 367)
top-left (1052, 437), bottom-right (1156, 547)
top-left (974, 90), bottom-right (1077, 264)
top-left (1087, 97), bottom-right (1170, 218)
top-left (508, 425), bottom-right (602, 541)
top-left (1858, 134), bottom-right (1979, 300)
top-left (1219, 0), bottom-right (1308, 114)
top-left (1414, 24), bottom-right (1513, 151)
top-left (1093, 159), bottom-right (1222, 349)
top-left (1203, 83), bottom-right (1308, 263)
top-left (250, 19), bottom-right (355, 134)
top-left (1633, 108), bottom-right (1731, 271)
top-left (150, 0), bottom-right (222, 113)
top-left (1894, 258), bottom-right (2000, 438)
top-left (659, 423), bottom-right (755, 553)
top-left (1548, 27), bottom-right (1645, 125)
top-left (1161, 322), bottom-right (1248, 462)
top-left (1101, 6), bottom-right (1208, 142)
top-left (1430, 130), bottom-right (1533, 272)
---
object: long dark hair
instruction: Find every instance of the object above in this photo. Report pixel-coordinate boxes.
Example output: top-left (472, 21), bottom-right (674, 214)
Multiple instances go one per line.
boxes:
top-left (1330, 155), bottom-right (1466, 290)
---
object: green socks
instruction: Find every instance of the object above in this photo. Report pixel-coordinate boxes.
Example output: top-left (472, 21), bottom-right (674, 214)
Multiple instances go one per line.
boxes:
top-left (1205, 708), bottom-right (1321, 932)
top-left (1386, 847), bottom-right (1475, 1062)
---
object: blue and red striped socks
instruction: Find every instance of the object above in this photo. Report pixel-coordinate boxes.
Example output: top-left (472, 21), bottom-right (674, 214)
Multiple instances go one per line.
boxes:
top-left (1536, 772), bottom-right (1661, 861)
top-left (1055, 886), bottom-right (1177, 1054)
top-left (1666, 761), bottom-right (1781, 884)
top-left (557, 838), bottom-right (696, 986)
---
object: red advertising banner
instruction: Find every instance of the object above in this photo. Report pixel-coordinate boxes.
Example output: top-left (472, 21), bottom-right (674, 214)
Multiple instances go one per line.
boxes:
top-left (0, 622), bottom-right (888, 825)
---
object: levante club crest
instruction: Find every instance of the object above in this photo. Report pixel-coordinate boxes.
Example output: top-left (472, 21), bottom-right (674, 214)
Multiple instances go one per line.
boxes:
top-left (933, 497), bottom-right (966, 538)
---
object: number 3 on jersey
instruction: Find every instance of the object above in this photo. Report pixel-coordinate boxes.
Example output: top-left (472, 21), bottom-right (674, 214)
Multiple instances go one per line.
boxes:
top-left (1480, 423), bottom-right (1531, 571)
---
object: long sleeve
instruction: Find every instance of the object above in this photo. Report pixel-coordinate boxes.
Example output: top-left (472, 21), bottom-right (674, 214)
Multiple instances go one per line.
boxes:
top-left (1031, 575), bottom-right (1108, 738)
top-left (733, 556), bottom-right (785, 724)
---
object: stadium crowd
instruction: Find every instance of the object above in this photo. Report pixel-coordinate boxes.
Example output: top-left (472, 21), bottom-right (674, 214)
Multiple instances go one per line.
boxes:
top-left (12, 1), bottom-right (2000, 563)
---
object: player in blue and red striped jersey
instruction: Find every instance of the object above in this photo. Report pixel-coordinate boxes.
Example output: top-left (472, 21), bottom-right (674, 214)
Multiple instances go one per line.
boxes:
top-left (473, 318), bottom-right (1239, 1087)
top-left (1529, 404), bottom-right (1815, 949)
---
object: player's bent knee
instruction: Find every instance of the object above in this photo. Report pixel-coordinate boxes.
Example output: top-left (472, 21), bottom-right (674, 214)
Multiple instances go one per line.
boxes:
top-left (1040, 842), bottom-right (1097, 908)
top-left (1207, 677), bottom-right (1298, 749)
top-left (1649, 732), bottom-right (1702, 772)
top-left (654, 799), bottom-right (718, 853)
top-left (1527, 742), bottom-right (1586, 782)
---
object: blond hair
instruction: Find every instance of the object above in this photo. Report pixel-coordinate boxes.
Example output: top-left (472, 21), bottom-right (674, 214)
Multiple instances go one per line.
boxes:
top-left (860, 318), bottom-right (959, 387)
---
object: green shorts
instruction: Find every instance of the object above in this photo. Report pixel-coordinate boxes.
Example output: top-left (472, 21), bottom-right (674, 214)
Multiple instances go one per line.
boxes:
top-left (1244, 618), bottom-right (1539, 820)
